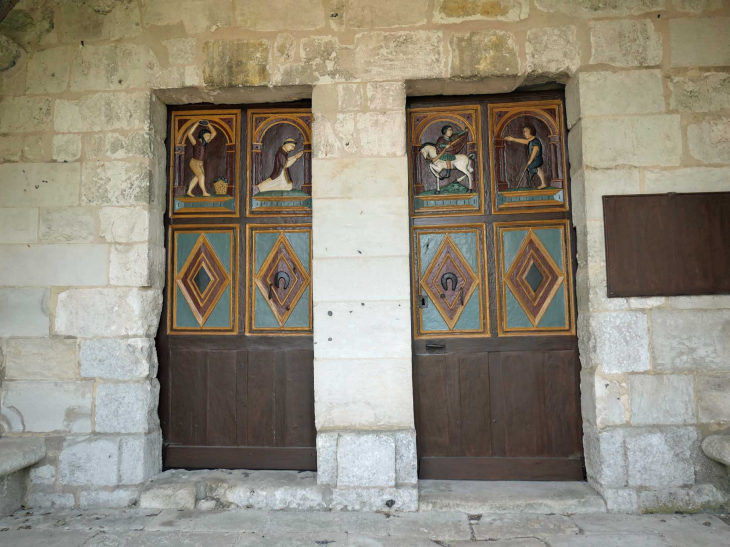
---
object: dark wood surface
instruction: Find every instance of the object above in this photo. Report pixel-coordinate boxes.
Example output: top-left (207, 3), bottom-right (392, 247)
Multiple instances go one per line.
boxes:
top-left (158, 102), bottom-right (316, 471)
top-left (604, 193), bottom-right (730, 297)
top-left (409, 91), bottom-right (584, 481)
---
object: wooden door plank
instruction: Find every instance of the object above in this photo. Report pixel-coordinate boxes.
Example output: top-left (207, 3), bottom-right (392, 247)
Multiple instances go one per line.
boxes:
top-left (419, 456), bottom-right (584, 481)
top-left (169, 350), bottom-right (206, 446)
top-left (414, 354), bottom-right (451, 457)
top-left (488, 353), bottom-right (507, 457)
top-left (459, 352), bottom-right (492, 457)
top-left (236, 350), bottom-right (249, 447)
top-left (206, 351), bottom-right (238, 446)
top-left (499, 351), bottom-right (545, 457)
top-left (544, 350), bottom-right (582, 457)
top-left (445, 353), bottom-right (464, 457)
top-left (283, 350), bottom-right (316, 448)
top-left (274, 351), bottom-right (287, 448)
top-left (165, 446), bottom-right (317, 471)
top-left (247, 350), bottom-right (276, 447)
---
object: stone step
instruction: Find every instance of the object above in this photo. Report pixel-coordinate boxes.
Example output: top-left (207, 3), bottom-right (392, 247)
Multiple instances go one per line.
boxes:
top-left (0, 437), bottom-right (47, 516)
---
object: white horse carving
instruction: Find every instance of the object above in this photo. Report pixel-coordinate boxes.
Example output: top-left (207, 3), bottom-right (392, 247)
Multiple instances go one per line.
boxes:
top-left (419, 144), bottom-right (476, 194)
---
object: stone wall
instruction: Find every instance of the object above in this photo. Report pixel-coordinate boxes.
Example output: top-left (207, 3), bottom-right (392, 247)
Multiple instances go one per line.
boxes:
top-left (0, 0), bottom-right (729, 511)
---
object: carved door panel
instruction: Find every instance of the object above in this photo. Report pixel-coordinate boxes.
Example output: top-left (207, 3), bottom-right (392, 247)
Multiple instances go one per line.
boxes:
top-left (409, 92), bottom-right (583, 481)
top-left (158, 103), bottom-right (316, 470)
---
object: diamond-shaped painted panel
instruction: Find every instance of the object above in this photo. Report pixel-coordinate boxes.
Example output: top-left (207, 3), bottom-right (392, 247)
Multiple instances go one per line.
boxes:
top-left (193, 266), bottom-right (212, 295)
top-left (255, 233), bottom-right (310, 328)
top-left (421, 234), bottom-right (479, 330)
top-left (524, 263), bottom-right (544, 294)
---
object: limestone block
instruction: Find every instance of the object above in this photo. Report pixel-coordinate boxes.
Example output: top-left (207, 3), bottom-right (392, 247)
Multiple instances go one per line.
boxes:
top-left (313, 198), bottom-right (409, 258)
top-left (395, 429), bottom-right (418, 486)
top-left (594, 376), bottom-right (629, 427)
top-left (598, 488), bottom-right (639, 513)
top-left (670, 17), bottom-right (730, 67)
top-left (0, 244), bottom-right (107, 286)
top-left (674, 0), bottom-right (724, 12)
top-left (0, 163), bottom-right (80, 207)
top-left (110, 243), bottom-right (165, 287)
top-left (669, 72), bottom-right (730, 112)
top-left (163, 38), bottom-right (197, 65)
top-left (52, 134), bottom-right (82, 163)
top-left (119, 430), bottom-right (162, 484)
top-left (202, 40), bottom-right (270, 88)
top-left (58, 436), bottom-right (119, 486)
top-left (337, 0), bottom-right (429, 28)
top-left (337, 84), bottom-right (363, 112)
top-left (0, 288), bottom-right (49, 337)
top-left (39, 207), bottom-right (95, 243)
top-left (5, 338), bottom-right (76, 380)
top-left (357, 111), bottom-right (406, 157)
top-left (30, 464), bottom-right (55, 485)
top-left (687, 118), bottom-right (730, 164)
top-left (0, 208), bottom-right (38, 243)
top-left (332, 484), bottom-right (418, 512)
top-left (337, 432), bottom-right (396, 487)
top-left (27, 492), bottom-right (75, 508)
top-left (82, 161), bottom-right (150, 206)
top-left (141, 0), bottom-right (233, 34)
top-left (26, 46), bottom-right (70, 94)
top-left (702, 435), bottom-right (730, 466)
top-left (590, 312), bottom-right (650, 373)
top-left (54, 288), bottom-right (163, 337)
top-left (590, 20), bottom-right (662, 67)
top-left (697, 376), bottom-right (730, 423)
top-left (434, 0), bottom-right (528, 22)
top-left (105, 132), bottom-right (151, 159)
top-left (638, 483), bottom-right (728, 513)
top-left (140, 480), bottom-right (197, 510)
top-left (668, 295), bottom-right (730, 309)
top-left (0, 34), bottom-right (24, 72)
top-left (0, 96), bottom-right (52, 132)
top-left (630, 375), bottom-right (696, 425)
top-left (312, 157), bottom-right (408, 200)
top-left (0, 135), bottom-right (22, 163)
top-left (54, 92), bottom-right (151, 133)
top-left (526, 26), bottom-right (580, 82)
top-left (645, 167), bottom-right (730, 193)
top-left (80, 338), bottom-right (157, 381)
top-left (583, 168), bottom-right (640, 222)
top-left (316, 432), bottom-right (338, 485)
top-left (314, 359), bottom-right (414, 429)
top-left (2, 381), bottom-right (92, 433)
top-left (651, 310), bottom-right (730, 371)
top-left (449, 30), bottom-right (519, 79)
top-left (23, 135), bottom-right (47, 162)
top-left (59, 0), bottom-right (141, 43)
top-left (84, 135), bottom-right (106, 160)
top-left (312, 112), bottom-right (357, 158)
top-left (581, 115), bottom-right (681, 168)
top-left (95, 381), bottom-right (159, 434)
top-left (355, 31), bottom-right (444, 81)
top-left (80, 489), bottom-right (139, 508)
top-left (313, 257), bottom-right (410, 303)
top-left (290, 36), bottom-right (353, 84)
top-left (99, 206), bottom-right (151, 244)
top-left (272, 34), bottom-right (295, 63)
top-left (626, 427), bottom-right (697, 487)
top-left (536, 0), bottom-right (665, 17)
top-left (235, 0), bottom-right (324, 30)
top-left (366, 82), bottom-right (405, 111)
top-left (584, 427), bottom-right (626, 488)
top-left (313, 302), bottom-right (411, 361)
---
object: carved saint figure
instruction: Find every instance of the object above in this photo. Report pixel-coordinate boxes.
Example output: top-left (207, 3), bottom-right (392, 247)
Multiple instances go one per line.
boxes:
top-left (435, 125), bottom-right (468, 162)
top-left (504, 125), bottom-right (547, 189)
top-left (419, 124), bottom-right (475, 193)
top-left (186, 120), bottom-right (218, 197)
top-left (255, 138), bottom-right (304, 194)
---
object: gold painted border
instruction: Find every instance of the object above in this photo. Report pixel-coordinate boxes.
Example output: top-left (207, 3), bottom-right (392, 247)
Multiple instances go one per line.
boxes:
top-left (245, 109), bottom-right (313, 218)
top-left (245, 223), bottom-right (313, 336)
top-left (167, 224), bottom-right (240, 335)
top-left (411, 224), bottom-right (490, 339)
top-left (493, 219), bottom-right (575, 337)
top-left (487, 100), bottom-right (570, 215)
top-left (408, 104), bottom-right (485, 218)
top-left (168, 109), bottom-right (242, 219)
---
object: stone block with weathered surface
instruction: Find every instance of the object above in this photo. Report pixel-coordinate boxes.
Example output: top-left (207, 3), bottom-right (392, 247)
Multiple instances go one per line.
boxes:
top-left (629, 375), bottom-right (696, 426)
top-left (589, 19), bottom-right (662, 67)
top-left (697, 376), bottom-right (730, 423)
top-left (0, 288), bottom-right (49, 337)
top-left (449, 30), bottom-right (519, 79)
top-left (651, 309), bottom-right (730, 371)
top-left (5, 338), bottom-right (76, 380)
top-left (626, 428), bottom-right (697, 488)
top-left (80, 338), bottom-right (157, 381)
top-left (687, 118), bottom-right (730, 164)
top-left (2, 381), bottom-right (93, 433)
top-left (670, 17), bottom-right (730, 67)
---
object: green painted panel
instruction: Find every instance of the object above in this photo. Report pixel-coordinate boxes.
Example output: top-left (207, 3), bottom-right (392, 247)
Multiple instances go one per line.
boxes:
top-left (204, 286), bottom-right (231, 328)
top-left (255, 232), bottom-right (280, 272)
top-left (204, 232), bottom-right (232, 272)
top-left (175, 285), bottom-right (198, 328)
top-left (538, 283), bottom-right (567, 328)
top-left (421, 294), bottom-right (449, 332)
top-left (285, 231), bottom-right (311, 274)
top-left (450, 231), bottom-right (478, 273)
top-left (285, 286), bottom-right (310, 328)
top-left (505, 286), bottom-right (532, 329)
top-left (419, 233), bottom-right (445, 276)
top-left (254, 286), bottom-right (279, 328)
top-left (453, 288), bottom-right (480, 331)
top-left (176, 232), bottom-right (201, 272)
top-left (502, 229), bottom-right (527, 270)
top-left (536, 228), bottom-right (564, 270)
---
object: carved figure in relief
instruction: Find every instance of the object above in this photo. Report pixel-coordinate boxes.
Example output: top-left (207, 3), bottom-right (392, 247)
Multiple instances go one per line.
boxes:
top-left (255, 138), bottom-right (304, 195)
top-left (505, 125), bottom-right (547, 189)
top-left (419, 125), bottom-right (475, 194)
top-left (186, 120), bottom-right (218, 197)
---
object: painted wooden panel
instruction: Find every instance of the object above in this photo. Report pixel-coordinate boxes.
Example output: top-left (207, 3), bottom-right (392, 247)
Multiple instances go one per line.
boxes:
top-left (169, 109), bottom-right (241, 218)
top-left (494, 220), bottom-right (575, 336)
top-left (409, 105), bottom-right (484, 217)
top-left (412, 225), bottom-right (489, 338)
top-left (488, 100), bottom-right (568, 214)
top-left (167, 225), bottom-right (239, 335)
top-left (246, 224), bottom-right (312, 335)
top-left (247, 109), bottom-right (312, 216)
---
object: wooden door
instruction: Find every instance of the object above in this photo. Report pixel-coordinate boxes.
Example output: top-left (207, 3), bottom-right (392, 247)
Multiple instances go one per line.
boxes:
top-left (157, 104), bottom-right (317, 470)
top-left (408, 92), bottom-right (584, 480)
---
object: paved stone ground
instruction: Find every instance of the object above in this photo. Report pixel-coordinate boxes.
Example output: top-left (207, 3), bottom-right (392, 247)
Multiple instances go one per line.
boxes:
top-left (0, 508), bottom-right (729, 546)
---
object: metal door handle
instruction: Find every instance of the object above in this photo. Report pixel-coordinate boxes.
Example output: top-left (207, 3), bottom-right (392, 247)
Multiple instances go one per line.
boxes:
top-left (426, 343), bottom-right (445, 350)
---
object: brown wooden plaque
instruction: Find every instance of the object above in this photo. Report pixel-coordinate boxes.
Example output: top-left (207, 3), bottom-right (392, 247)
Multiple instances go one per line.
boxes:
top-left (603, 192), bottom-right (730, 298)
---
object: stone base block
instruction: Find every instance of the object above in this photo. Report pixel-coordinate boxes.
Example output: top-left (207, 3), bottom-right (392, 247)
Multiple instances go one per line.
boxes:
top-left (331, 485), bottom-right (419, 512)
top-left (0, 470), bottom-right (26, 517)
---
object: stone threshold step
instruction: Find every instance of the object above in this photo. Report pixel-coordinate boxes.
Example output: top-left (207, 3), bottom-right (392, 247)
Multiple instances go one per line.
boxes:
top-left (140, 469), bottom-right (606, 514)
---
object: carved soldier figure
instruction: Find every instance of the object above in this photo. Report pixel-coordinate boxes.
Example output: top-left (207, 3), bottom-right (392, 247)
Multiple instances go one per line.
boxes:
top-left (435, 125), bottom-right (468, 163)
top-left (505, 124), bottom-right (547, 189)
top-left (186, 120), bottom-right (218, 197)
top-left (255, 138), bottom-right (304, 194)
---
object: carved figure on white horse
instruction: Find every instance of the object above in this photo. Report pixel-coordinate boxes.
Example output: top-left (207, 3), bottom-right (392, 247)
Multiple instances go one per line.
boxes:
top-left (419, 142), bottom-right (476, 194)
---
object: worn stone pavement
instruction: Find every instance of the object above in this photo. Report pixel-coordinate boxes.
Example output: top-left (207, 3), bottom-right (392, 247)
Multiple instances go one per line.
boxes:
top-left (0, 508), bottom-right (729, 547)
